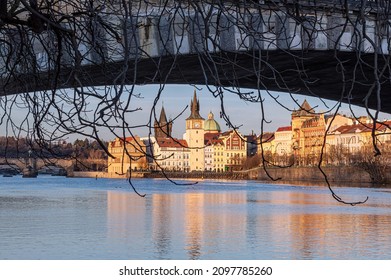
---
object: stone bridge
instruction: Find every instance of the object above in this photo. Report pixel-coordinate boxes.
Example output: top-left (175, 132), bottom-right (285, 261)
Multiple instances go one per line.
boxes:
top-left (1, 0), bottom-right (390, 112)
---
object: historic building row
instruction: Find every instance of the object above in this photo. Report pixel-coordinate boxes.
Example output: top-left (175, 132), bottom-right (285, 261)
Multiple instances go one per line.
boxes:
top-left (107, 95), bottom-right (391, 176)
top-left (260, 100), bottom-right (391, 166)
top-left (107, 90), bottom-right (249, 175)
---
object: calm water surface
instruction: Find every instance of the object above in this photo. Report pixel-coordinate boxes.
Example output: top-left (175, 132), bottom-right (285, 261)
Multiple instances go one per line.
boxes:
top-left (1, 176), bottom-right (391, 260)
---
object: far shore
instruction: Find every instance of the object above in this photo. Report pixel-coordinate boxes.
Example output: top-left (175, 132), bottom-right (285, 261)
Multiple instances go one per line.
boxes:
top-left (69, 168), bottom-right (391, 189)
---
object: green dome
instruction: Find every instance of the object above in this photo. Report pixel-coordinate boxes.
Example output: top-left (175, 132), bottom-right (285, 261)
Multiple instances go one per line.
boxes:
top-left (204, 112), bottom-right (221, 132)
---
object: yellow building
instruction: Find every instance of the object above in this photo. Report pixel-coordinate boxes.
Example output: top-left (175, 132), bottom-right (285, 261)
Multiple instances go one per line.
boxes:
top-left (219, 130), bottom-right (247, 171)
top-left (291, 100), bottom-right (316, 164)
top-left (107, 136), bottom-right (148, 176)
top-left (325, 114), bottom-right (353, 132)
top-left (325, 119), bottom-right (391, 165)
top-left (290, 100), bottom-right (351, 165)
top-left (208, 137), bottom-right (224, 172)
top-left (301, 114), bottom-right (326, 165)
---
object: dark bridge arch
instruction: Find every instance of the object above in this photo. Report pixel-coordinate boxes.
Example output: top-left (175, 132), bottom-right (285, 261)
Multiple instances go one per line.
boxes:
top-left (1, 1), bottom-right (391, 114)
top-left (2, 49), bottom-right (389, 113)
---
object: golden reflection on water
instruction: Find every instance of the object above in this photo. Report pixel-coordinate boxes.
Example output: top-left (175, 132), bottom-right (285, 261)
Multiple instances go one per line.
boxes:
top-left (106, 190), bottom-right (391, 259)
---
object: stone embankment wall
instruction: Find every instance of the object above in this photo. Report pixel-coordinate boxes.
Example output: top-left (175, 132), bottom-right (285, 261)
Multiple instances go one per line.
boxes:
top-left (144, 171), bottom-right (248, 180)
top-left (72, 171), bottom-right (146, 179)
top-left (256, 166), bottom-right (389, 185)
top-left (72, 171), bottom-right (248, 180)
top-left (69, 166), bottom-right (390, 187)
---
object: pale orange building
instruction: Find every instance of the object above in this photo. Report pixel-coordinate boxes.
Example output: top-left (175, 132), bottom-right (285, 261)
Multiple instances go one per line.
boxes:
top-left (301, 114), bottom-right (326, 165)
top-left (107, 136), bottom-right (148, 176)
top-left (291, 100), bottom-right (318, 165)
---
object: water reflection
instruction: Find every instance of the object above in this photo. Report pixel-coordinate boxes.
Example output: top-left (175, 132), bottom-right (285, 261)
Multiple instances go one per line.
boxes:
top-left (2, 178), bottom-right (391, 259)
top-left (152, 194), bottom-right (173, 259)
top-left (106, 186), bottom-right (391, 259)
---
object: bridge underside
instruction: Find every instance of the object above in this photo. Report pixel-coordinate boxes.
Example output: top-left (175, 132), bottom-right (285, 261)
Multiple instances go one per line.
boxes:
top-left (2, 50), bottom-right (390, 114)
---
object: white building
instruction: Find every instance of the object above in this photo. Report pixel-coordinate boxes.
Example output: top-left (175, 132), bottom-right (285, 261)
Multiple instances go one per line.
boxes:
top-left (150, 136), bottom-right (190, 171)
top-left (273, 126), bottom-right (293, 155)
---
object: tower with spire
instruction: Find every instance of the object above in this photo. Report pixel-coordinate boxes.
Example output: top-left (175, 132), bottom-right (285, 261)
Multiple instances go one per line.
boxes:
top-left (185, 89), bottom-right (205, 171)
top-left (154, 105), bottom-right (173, 139)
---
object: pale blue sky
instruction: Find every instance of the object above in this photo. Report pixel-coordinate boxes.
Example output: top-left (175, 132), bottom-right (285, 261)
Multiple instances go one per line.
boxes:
top-left (1, 84), bottom-right (390, 142)
top-left (129, 84), bottom-right (389, 139)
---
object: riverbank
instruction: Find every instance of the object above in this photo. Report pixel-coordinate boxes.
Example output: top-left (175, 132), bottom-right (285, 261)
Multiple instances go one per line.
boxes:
top-left (72, 171), bottom-right (146, 179)
top-left (144, 171), bottom-right (249, 180)
top-left (71, 170), bottom-right (248, 180)
top-left (71, 165), bottom-right (390, 188)
top-left (256, 165), bottom-right (390, 185)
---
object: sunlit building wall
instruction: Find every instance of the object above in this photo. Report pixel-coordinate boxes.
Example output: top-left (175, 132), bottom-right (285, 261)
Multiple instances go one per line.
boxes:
top-left (107, 136), bottom-right (148, 175)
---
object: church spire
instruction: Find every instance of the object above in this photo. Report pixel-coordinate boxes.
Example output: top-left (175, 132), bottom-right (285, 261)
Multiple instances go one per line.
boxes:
top-left (159, 105), bottom-right (168, 124)
top-left (154, 104), bottom-right (172, 139)
top-left (186, 89), bottom-right (204, 120)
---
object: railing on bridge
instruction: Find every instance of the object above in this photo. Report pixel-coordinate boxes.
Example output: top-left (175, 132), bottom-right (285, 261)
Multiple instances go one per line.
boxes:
top-left (0, 0), bottom-right (390, 79)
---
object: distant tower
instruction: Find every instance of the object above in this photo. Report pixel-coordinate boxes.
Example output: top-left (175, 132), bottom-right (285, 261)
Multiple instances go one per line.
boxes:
top-left (204, 111), bottom-right (221, 133)
top-left (185, 89), bottom-right (205, 171)
top-left (154, 105), bottom-right (173, 139)
top-left (291, 99), bottom-right (316, 164)
top-left (291, 99), bottom-right (315, 144)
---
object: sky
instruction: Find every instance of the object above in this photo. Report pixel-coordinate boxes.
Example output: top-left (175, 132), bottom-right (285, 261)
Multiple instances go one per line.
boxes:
top-left (117, 84), bottom-right (391, 140)
top-left (1, 84), bottom-right (391, 143)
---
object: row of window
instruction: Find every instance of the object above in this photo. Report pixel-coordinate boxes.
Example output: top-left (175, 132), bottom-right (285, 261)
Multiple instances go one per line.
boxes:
top-left (159, 153), bottom-right (190, 159)
top-left (161, 161), bottom-right (189, 166)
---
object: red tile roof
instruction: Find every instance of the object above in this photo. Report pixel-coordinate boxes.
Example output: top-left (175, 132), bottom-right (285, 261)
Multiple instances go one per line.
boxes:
top-left (276, 126), bottom-right (292, 132)
top-left (205, 138), bottom-right (224, 146)
top-left (204, 132), bottom-right (220, 141)
top-left (110, 136), bottom-right (138, 147)
top-left (332, 123), bottom-right (373, 134)
top-left (156, 138), bottom-right (188, 148)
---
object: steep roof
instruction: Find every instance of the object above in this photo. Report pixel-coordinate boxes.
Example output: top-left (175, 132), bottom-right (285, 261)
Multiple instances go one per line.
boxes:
top-left (159, 106), bottom-right (168, 124)
top-left (186, 89), bottom-right (204, 120)
top-left (292, 99), bottom-right (315, 117)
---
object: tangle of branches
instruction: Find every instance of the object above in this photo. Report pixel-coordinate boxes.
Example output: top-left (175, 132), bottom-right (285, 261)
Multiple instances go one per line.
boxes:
top-left (1, 0), bottom-right (390, 204)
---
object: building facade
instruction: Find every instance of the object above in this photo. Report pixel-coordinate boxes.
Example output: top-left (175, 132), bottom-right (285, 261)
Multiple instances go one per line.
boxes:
top-left (151, 137), bottom-right (190, 171)
top-left (219, 130), bottom-right (247, 171)
top-left (184, 90), bottom-right (205, 171)
top-left (274, 126), bottom-right (292, 155)
top-left (107, 136), bottom-right (148, 176)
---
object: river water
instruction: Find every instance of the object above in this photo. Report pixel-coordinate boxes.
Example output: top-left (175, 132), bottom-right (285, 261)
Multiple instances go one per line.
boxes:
top-left (1, 176), bottom-right (391, 260)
